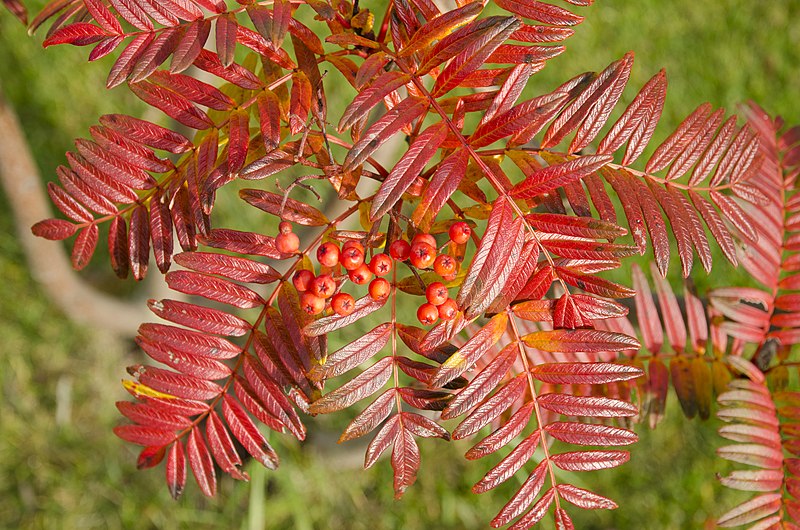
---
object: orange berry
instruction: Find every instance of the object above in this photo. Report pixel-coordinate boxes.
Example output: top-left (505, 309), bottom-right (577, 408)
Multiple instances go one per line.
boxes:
top-left (369, 278), bottom-right (391, 300)
top-left (417, 303), bottom-right (439, 325)
top-left (438, 298), bottom-right (458, 320)
top-left (441, 271), bottom-right (457, 282)
top-left (449, 222), bottom-right (471, 244)
top-left (348, 263), bottom-right (373, 285)
top-left (409, 241), bottom-right (436, 269)
top-left (341, 246), bottom-right (365, 270)
top-left (412, 233), bottom-right (437, 248)
top-left (369, 253), bottom-right (393, 276)
top-left (300, 292), bottom-right (325, 315)
top-left (276, 232), bottom-right (300, 254)
top-left (433, 254), bottom-right (457, 278)
top-left (331, 292), bottom-right (355, 316)
top-left (279, 221), bottom-right (293, 234)
top-left (310, 274), bottom-right (336, 299)
top-left (316, 242), bottom-right (340, 267)
top-left (426, 282), bottom-right (448, 306)
top-left (342, 240), bottom-right (364, 253)
top-left (389, 240), bottom-right (411, 261)
top-left (292, 269), bottom-right (315, 292)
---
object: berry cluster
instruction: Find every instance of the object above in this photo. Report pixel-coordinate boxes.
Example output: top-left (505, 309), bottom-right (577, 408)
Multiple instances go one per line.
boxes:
top-left (290, 235), bottom-right (391, 317)
top-left (283, 221), bottom-right (472, 326)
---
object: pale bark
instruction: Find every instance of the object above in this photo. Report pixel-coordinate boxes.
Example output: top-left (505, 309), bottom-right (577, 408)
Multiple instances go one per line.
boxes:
top-left (0, 93), bottom-right (153, 336)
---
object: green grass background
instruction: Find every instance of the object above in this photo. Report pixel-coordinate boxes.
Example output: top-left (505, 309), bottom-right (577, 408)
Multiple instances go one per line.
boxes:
top-left (1, 0), bottom-right (798, 528)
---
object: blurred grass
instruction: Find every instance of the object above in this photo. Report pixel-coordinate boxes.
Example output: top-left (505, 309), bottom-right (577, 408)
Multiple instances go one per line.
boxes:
top-left (1, 1), bottom-right (798, 528)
